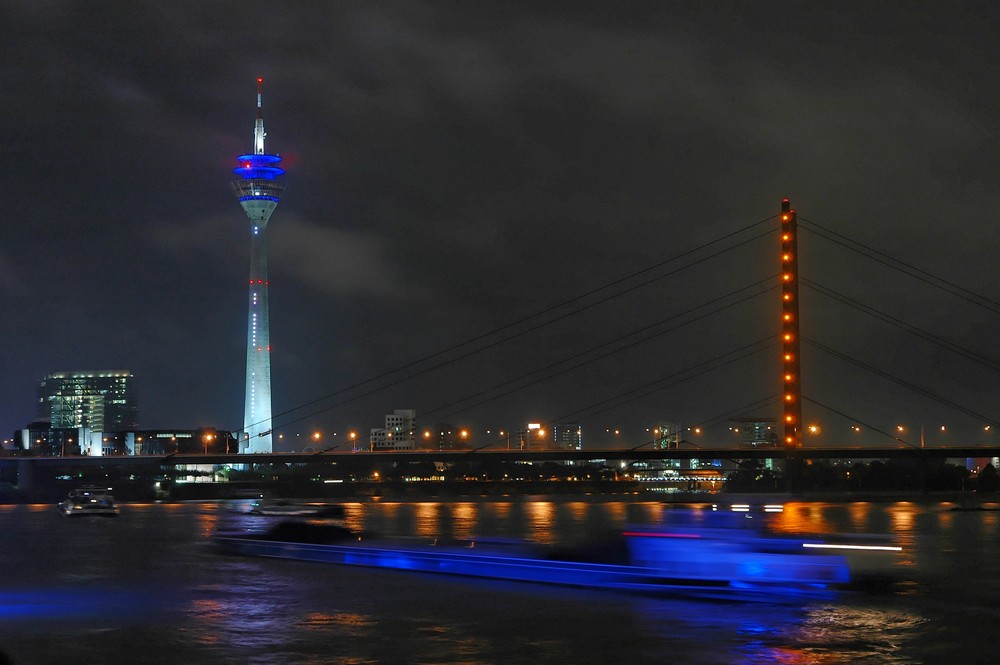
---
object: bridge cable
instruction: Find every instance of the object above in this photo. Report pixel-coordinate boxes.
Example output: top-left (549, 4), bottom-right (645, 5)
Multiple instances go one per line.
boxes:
top-left (800, 218), bottom-right (1000, 315)
top-left (800, 395), bottom-right (916, 447)
top-left (546, 335), bottom-right (777, 426)
top-left (803, 336), bottom-right (1000, 428)
top-left (802, 277), bottom-right (1000, 373)
top-left (414, 279), bottom-right (779, 427)
top-left (263, 218), bottom-right (778, 432)
top-left (274, 280), bottom-right (777, 435)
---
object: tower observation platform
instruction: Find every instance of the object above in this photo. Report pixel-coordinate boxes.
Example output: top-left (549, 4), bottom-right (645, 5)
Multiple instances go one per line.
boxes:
top-left (231, 77), bottom-right (285, 453)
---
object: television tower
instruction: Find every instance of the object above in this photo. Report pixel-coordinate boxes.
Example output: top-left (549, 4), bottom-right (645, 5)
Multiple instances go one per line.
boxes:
top-left (231, 77), bottom-right (285, 453)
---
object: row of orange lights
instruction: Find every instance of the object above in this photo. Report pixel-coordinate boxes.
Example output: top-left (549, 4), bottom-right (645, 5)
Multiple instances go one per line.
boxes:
top-left (781, 202), bottom-right (799, 446)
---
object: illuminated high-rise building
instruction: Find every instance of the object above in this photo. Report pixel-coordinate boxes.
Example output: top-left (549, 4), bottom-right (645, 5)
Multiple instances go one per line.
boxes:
top-left (230, 77), bottom-right (285, 453)
top-left (37, 370), bottom-right (139, 433)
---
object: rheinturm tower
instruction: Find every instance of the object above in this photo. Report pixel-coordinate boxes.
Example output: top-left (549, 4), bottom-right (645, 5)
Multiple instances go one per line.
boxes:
top-left (231, 77), bottom-right (284, 453)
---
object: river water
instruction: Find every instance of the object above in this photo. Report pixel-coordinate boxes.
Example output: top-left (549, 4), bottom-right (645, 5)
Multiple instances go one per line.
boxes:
top-left (0, 497), bottom-right (996, 664)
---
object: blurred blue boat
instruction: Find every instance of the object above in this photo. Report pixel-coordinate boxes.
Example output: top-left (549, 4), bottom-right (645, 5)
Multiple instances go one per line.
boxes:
top-left (214, 505), bottom-right (899, 601)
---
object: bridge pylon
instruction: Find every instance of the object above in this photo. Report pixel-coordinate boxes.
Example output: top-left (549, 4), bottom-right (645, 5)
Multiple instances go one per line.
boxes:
top-left (781, 198), bottom-right (803, 448)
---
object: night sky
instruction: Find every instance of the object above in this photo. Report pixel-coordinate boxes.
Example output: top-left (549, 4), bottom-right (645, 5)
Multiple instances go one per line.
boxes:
top-left (4, 1), bottom-right (1000, 450)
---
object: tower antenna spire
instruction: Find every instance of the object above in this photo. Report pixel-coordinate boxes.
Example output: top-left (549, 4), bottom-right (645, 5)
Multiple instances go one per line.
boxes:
top-left (254, 76), bottom-right (265, 155)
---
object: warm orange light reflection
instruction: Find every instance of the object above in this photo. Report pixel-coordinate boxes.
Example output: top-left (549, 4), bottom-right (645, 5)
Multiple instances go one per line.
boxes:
top-left (769, 502), bottom-right (834, 535)
top-left (527, 501), bottom-right (556, 544)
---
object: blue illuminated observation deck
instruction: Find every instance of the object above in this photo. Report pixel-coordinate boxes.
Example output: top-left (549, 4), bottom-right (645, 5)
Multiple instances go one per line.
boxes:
top-left (232, 153), bottom-right (285, 202)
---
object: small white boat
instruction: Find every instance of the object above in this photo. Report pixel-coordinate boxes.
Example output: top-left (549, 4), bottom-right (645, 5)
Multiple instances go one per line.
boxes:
top-left (57, 487), bottom-right (120, 517)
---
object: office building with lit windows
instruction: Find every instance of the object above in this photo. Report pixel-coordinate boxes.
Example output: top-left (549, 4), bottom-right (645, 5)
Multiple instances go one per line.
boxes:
top-left (37, 370), bottom-right (138, 433)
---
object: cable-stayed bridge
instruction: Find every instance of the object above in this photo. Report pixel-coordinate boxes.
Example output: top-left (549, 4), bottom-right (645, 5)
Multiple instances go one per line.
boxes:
top-left (248, 197), bottom-right (1000, 457)
top-left (12, 199), bottom-right (1000, 474)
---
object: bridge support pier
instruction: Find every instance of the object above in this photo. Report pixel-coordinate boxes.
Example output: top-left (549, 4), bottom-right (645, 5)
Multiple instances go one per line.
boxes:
top-left (16, 459), bottom-right (36, 500)
top-left (784, 450), bottom-right (804, 493)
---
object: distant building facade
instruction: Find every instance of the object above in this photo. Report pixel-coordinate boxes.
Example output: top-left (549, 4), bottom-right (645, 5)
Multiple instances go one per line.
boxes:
top-left (419, 424), bottom-right (472, 450)
top-left (552, 423), bottom-right (583, 451)
top-left (37, 370), bottom-right (139, 433)
top-left (516, 423), bottom-right (547, 450)
top-left (734, 417), bottom-right (780, 470)
top-left (371, 409), bottom-right (417, 451)
top-left (653, 422), bottom-right (682, 449)
top-left (736, 418), bottom-right (779, 448)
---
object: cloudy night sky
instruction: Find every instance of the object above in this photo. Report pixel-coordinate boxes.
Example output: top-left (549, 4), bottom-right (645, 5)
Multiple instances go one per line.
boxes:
top-left (3, 1), bottom-right (1000, 450)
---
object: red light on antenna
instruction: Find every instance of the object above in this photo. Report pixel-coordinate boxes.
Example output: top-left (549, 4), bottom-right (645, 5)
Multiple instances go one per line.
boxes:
top-left (257, 77), bottom-right (263, 83)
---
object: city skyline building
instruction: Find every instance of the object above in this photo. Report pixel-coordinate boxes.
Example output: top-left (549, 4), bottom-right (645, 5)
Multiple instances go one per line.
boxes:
top-left (370, 409), bottom-right (417, 451)
top-left (552, 423), bottom-right (583, 451)
top-left (231, 77), bottom-right (285, 453)
top-left (36, 370), bottom-right (139, 433)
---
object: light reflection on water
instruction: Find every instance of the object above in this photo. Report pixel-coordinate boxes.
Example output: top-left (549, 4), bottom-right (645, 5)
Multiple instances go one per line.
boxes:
top-left (1, 498), bottom-right (998, 664)
top-left (526, 500), bottom-right (556, 543)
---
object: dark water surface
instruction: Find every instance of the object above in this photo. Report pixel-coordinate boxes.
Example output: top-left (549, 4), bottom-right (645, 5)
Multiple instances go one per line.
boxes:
top-left (1, 498), bottom-right (997, 664)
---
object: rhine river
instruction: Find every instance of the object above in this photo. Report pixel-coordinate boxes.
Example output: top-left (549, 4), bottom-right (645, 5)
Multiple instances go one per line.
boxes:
top-left (1, 496), bottom-right (998, 664)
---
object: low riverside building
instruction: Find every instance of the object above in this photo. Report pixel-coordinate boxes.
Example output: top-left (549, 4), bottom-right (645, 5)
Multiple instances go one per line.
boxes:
top-left (10, 424), bottom-right (236, 456)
